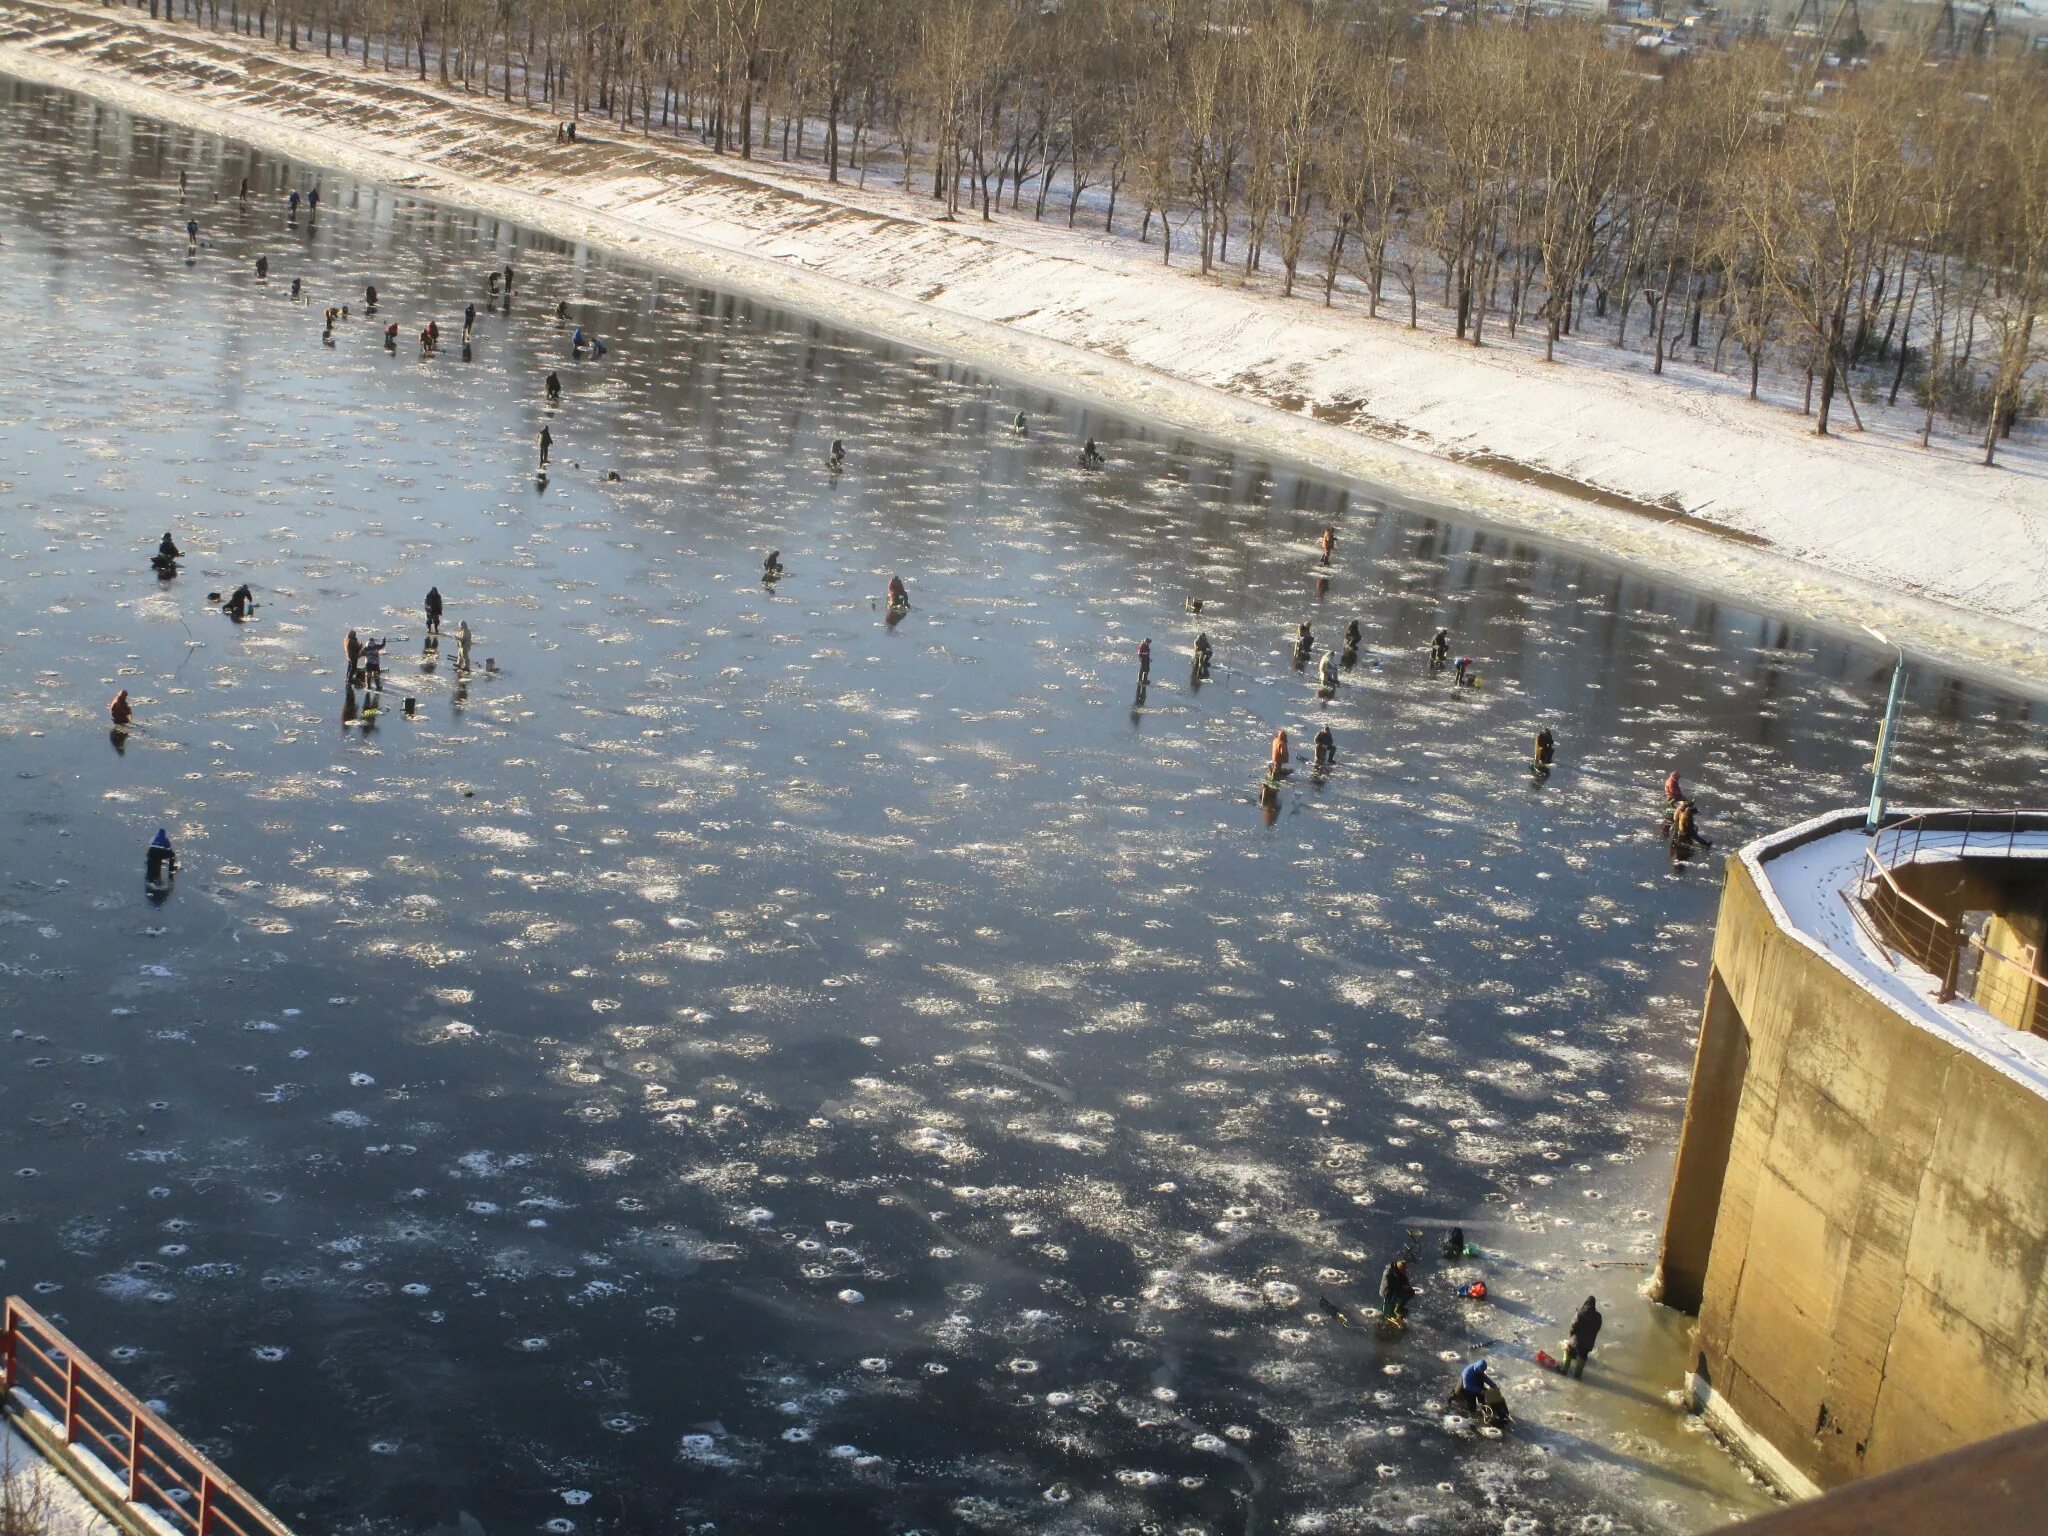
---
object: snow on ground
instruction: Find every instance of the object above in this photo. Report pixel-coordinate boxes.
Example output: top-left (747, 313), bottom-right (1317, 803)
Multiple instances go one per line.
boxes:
top-left (2, 0), bottom-right (2046, 693)
top-left (1, 1413), bottom-right (115, 1536)
top-left (1750, 810), bottom-right (2048, 1099)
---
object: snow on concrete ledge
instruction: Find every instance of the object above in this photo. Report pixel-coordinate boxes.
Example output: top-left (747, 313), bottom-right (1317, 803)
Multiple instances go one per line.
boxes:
top-left (1742, 808), bottom-right (2048, 1100)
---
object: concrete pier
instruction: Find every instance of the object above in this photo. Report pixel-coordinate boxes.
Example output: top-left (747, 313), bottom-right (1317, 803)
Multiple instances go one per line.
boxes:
top-left (1656, 809), bottom-right (2048, 1494)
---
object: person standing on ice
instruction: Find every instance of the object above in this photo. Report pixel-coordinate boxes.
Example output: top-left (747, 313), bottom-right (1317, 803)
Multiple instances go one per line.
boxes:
top-left (1379, 1257), bottom-right (1416, 1322)
top-left (463, 303), bottom-right (477, 342)
top-left (1269, 729), bottom-right (1291, 777)
top-left (1430, 628), bottom-right (1450, 668)
top-left (1137, 638), bottom-right (1152, 685)
top-left (1563, 1297), bottom-right (1602, 1379)
top-left (109, 690), bottom-right (133, 727)
top-left (1320, 525), bottom-right (1336, 565)
top-left (539, 425), bottom-right (553, 469)
top-left (145, 829), bottom-right (178, 888)
top-left (1663, 769), bottom-right (1683, 805)
top-left (424, 586), bottom-right (444, 636)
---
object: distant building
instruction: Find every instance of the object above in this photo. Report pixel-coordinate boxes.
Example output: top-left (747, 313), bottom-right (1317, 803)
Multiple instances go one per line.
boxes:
top-left (1656, 808), bottom-right (2048, 1495)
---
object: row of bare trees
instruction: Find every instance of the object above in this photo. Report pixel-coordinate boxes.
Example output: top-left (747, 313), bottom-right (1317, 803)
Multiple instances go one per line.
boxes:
top-left (130, 0), bottom-right (2048, 460)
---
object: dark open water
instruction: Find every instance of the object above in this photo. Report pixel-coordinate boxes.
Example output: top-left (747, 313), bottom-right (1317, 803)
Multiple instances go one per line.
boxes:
top-left (0, 78), bottom-right (2041, 1536)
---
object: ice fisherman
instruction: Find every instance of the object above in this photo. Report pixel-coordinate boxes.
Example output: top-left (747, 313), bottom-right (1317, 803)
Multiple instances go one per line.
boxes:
top-left (1563, 1297), bottom-right (1602, 1379)
top-left (1379, 1257), bottom-right (1416, 1321)
top-left (146, 828), bottom-right (178, 886)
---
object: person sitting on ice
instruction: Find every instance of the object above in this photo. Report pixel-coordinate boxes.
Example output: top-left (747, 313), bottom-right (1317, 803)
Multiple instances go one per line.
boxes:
top-left (828, 438), bottom-right (846, 471)
top-left (1313, 724), bottom-right (1335, 771)
top-left (1670, 798), bottom-right (1712, 850)
top-left (886, 575), bottom-right (909, 611)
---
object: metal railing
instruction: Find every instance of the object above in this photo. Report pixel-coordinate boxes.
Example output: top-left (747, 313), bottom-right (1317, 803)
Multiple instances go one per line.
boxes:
top-left (1, 1296), bottom-right (297, 1536)
top-left (1855, 810), bottom-right (2048, 1038)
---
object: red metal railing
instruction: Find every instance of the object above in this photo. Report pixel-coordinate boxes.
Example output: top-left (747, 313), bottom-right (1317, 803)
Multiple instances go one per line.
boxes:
top-left (1855, 810), bottom-right (2048, 1037)
top-left (1, 1296), bottom-right (296, 1536)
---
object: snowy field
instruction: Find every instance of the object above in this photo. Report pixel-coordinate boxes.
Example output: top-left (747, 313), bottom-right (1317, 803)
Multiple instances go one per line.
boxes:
top-left (0, 0), bottom-right (2045, 697)
top-left (3, 73), bottom-right (2047, 1536)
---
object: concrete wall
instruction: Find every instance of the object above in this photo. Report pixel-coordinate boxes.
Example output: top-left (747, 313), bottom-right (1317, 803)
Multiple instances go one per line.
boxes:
top-left (1657, 844), bottom-right (2048, 1491)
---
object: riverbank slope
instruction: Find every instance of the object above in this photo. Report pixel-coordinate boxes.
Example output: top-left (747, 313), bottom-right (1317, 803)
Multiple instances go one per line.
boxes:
top-left (3, 0), bottom-right (2044, 690)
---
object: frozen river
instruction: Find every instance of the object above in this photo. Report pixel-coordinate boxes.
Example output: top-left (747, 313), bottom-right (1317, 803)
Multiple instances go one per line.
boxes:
top-left (2, 79), bottom-right (2043, 1536)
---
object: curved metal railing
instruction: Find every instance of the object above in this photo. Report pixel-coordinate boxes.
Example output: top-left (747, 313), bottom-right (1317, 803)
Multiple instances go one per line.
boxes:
top-left (1855, 810), bottom-right (2048, 1036)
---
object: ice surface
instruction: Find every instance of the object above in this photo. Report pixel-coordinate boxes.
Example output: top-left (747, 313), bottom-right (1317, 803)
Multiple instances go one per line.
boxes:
top-left (0, 74), bottom-right (2040, 1536)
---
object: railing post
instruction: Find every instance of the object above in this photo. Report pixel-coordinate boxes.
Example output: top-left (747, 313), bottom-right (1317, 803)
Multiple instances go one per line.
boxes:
top-left (1938, 927), bottom-right (1961, 1004)
top-left (198, 1472), bottom-right (215, 1536)
top-left (64, 1357), bottom-right (79, 1444)
top-left (2, 1299), bottom-right (15, 1395)
top-left (129, 1407), bottom-right (144, 1501)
